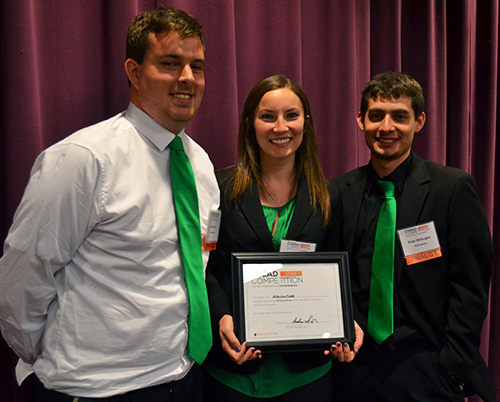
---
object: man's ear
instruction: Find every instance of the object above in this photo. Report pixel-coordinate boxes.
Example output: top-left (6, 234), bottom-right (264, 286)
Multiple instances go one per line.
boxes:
top-left (125, 58), bottom-right (140, 89)
top-left (415, 112), bottom-right (426, 133)
top-left (357, 111), bottom-right (365, 131)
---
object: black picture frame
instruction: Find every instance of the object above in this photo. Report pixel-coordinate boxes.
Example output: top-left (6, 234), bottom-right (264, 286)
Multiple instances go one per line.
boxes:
top-left (231, 251), bottom-right (354, 352)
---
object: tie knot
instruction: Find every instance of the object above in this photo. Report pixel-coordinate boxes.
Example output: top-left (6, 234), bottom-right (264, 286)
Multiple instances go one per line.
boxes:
top-left (169, 135), bottom-right (184, 151)
top-left (378, 180), bottom-right (395, 198)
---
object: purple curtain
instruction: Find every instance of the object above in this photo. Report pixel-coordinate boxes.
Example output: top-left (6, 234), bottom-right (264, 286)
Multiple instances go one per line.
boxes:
top-left (1, 1), bottom-right (498, 401)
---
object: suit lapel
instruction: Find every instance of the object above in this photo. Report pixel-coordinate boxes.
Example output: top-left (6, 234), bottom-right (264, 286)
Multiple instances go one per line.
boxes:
top-left (285, 177), bottom-right (312, 240)
top-left (397, 155), bottom-right (430, 230)
top-left (395, 154), bottom-right (430, 279)
top-left (342, 172), bottom-right (366, 253)
top-left (238, 184), bottom-right (275, 251)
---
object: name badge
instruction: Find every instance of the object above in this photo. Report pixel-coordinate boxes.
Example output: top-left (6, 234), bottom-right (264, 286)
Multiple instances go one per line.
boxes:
top-left (397, 221), bottom-right (442, 265)
top-left (279, 239), bottom-right (317, 252)
top-left (203, 210), bottom-right (221, 251)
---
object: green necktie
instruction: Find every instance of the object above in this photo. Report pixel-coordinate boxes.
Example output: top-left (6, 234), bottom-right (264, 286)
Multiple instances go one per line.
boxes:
top-left (169, 135), bottom-right (212, 364)
top-left (367, 180), bottom-right (396, 344)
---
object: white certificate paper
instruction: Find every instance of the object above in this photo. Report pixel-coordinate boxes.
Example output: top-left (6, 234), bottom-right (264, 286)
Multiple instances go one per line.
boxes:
top-left (242, 262), bottom-right (344, 342)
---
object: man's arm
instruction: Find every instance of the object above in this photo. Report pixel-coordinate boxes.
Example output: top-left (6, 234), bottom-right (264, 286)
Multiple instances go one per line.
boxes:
top-left (0, 143), bottom-right (99, 363)
top-left (438, 173), bottom-right (493, 381)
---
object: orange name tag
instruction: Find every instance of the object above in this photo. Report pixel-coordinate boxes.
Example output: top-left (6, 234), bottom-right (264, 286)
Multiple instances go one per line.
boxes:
top-left (405, 248), bottom-right (442, 265)
top-left (202, 235), bottom-right (217, 251)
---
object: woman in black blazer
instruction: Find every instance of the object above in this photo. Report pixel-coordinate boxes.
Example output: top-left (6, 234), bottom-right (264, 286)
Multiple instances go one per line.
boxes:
top-left (204, 75), bottom-right (362, 401)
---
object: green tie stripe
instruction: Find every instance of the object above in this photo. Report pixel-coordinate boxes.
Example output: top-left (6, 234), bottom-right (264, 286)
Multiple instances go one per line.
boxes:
top-left (367, 180), bottom-right (396, 344)
top-left (169, 135), bottom-right (212, 364)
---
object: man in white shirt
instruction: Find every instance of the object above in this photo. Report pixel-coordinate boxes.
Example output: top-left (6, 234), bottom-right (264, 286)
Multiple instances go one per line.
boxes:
top-left (0, 6), bottom-right (219, 401)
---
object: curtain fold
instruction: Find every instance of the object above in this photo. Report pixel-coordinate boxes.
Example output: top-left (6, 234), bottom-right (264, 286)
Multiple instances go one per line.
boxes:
top-left (1, 1), bottom-right (498, 400)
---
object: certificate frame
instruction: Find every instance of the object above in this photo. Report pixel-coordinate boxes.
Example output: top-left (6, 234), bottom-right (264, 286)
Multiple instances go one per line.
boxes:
top-left (231, 251), bottom-right (354, 352)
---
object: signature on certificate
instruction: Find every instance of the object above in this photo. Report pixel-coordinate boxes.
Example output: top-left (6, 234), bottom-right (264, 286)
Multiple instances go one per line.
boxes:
top-left (291, 315), bottom-right (318, 324)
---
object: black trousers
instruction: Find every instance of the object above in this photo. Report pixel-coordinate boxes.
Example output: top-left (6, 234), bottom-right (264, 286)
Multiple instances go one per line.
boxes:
top-left (333, 343), bottom-right (464, 402)
top-left (203, 365), bottom-right (334, 402)
top-left (36, 364), bottom-right (203, 402)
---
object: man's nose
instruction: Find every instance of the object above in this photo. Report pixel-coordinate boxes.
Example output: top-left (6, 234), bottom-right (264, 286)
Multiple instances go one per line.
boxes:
top-left (380, 115), bottom-right (395, 131)
top-left (178, 65), bottom-right (194, 83)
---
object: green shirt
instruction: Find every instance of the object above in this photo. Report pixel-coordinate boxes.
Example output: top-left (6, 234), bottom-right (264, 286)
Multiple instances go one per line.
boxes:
top-left (206, 196), bottom-right (332, 397)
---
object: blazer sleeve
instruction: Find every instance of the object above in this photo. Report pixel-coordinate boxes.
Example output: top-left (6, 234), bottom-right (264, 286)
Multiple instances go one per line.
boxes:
top-left (206, 170), bottom-right (234, 327)
top-left (437, 173), bottom-right (493, 382)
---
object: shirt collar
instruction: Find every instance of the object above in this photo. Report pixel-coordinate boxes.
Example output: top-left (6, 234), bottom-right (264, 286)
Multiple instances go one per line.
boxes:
top-left (124, 102), bottom-right (185, 151)
top-left (367, 152), bottom-right (412, 195)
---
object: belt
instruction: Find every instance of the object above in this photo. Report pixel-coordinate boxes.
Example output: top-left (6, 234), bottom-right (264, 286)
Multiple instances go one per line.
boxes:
top-left (35, 364), bottom-right (201, 402)
top-left (37, 380), bottom-right (174, 402)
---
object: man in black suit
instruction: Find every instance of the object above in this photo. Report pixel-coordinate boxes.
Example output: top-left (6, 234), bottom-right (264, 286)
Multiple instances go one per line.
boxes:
top-left (331, 71), bottom-right (496, 401)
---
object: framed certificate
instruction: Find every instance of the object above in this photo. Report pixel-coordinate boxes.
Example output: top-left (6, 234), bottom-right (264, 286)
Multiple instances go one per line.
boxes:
top-left (231, 251), bottom-right (354, 352)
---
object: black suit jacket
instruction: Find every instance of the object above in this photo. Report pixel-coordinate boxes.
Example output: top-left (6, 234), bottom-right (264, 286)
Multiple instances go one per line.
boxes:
top-left (330, 153), bottom-right (496, 401)
top-left (205, 167), bottom-right (332, 374)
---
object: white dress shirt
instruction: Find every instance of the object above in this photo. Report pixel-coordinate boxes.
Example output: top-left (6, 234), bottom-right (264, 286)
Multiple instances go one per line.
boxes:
top-left (0, 103), bottom-right (220, 397)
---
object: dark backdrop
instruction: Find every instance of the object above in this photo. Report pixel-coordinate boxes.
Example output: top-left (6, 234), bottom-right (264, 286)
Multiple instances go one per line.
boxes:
top-left (1, 1), bottom-right (499, 401)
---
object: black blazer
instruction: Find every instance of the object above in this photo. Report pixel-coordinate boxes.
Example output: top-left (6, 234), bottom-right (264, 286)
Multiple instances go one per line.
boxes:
top-left (205, 167), bottom-right (332, 374)
top-left (330, 153), bottom-right (496, 401)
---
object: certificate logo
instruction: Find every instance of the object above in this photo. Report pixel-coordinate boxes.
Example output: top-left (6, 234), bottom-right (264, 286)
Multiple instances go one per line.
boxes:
top-left (251, 270), bottom-right (304, 285)
top-left (280, 270), bottom-right (302, 277)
